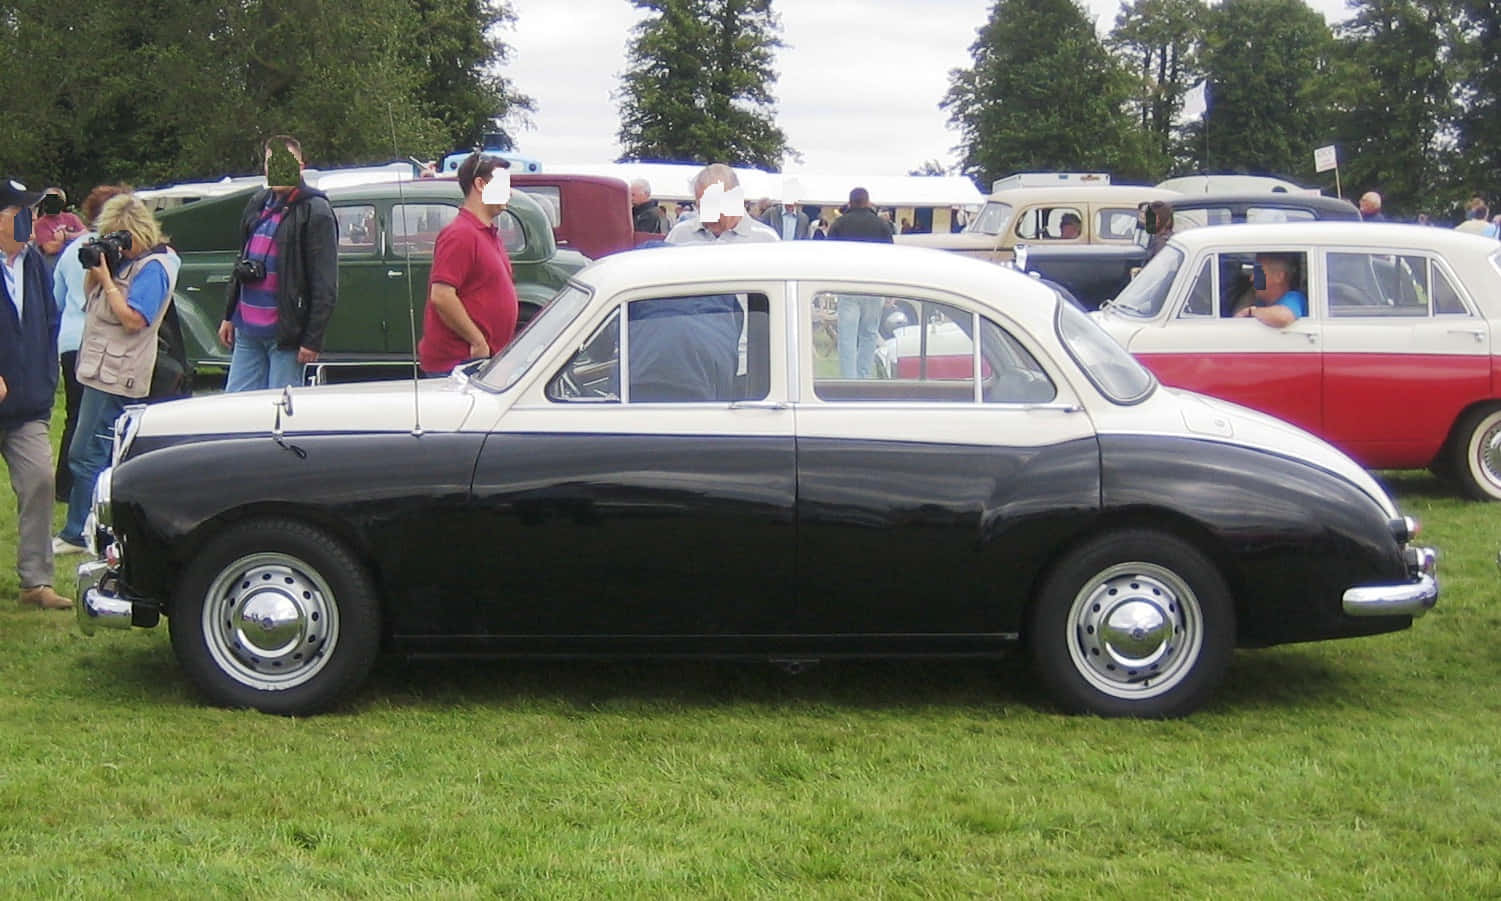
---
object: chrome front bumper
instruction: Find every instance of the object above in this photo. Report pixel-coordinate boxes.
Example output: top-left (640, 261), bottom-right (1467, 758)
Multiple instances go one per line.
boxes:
top-left (1342, 546), bottom-right (1438, 618)
top-left (76, 560), bottom-right (157, 635)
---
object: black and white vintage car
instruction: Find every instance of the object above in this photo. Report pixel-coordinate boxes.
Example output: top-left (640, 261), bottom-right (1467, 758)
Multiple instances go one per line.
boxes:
top-left (77, 242), bottom-right (1437, 717)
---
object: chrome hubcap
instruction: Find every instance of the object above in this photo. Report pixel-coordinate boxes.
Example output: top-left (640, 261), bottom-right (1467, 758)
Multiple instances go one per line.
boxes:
top-left (202, 553), bottom-right (339, 691)
top-left (1067, 562), bottom-right (1202, 700)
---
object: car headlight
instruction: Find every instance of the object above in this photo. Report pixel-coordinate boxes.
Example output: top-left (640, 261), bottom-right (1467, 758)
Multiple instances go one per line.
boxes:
top-left (111, 404), bottom-right (147, 466)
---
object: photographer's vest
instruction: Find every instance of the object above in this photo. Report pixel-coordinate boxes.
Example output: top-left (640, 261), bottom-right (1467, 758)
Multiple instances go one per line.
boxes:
top-left (78, 249), bottom-right (179, 399)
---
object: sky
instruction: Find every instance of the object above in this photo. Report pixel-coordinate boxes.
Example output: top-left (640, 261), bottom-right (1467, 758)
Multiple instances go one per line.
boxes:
top-left (504, 0), bottom-right (1353, 176)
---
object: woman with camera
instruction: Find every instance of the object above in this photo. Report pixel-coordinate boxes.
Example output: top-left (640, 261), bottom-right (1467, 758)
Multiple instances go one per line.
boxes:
top-left (54, 193), bottom-right (180, 555)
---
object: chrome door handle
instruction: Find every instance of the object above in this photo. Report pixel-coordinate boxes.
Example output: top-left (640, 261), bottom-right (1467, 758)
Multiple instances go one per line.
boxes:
top-left (386, 270), bottom-right (404, 278)
top-left (730, 401), bottom-right (788, 411)
top-left (1283, 330), bottom-right (1317, 344)
top-left (1447, 328), bottom-right (1485, 343)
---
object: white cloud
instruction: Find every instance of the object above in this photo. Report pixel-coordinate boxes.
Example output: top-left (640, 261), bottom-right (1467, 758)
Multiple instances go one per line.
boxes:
top-left (505, 0), bottom-right (1353, 175)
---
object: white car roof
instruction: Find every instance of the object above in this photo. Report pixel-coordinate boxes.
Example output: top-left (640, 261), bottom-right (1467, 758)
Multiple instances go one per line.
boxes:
top-left (981, 185), bottom-right (1180, 205)
top-left (1167, 220), bottom-right (1501, 255)
top-left (572, 240), bottom-right (1064, 331)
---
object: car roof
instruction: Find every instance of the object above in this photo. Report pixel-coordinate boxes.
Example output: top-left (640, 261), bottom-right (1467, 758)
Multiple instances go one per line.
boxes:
top-left (1167, 221), bottom-right (1501, 254)
top-left (983, 185), bottom-right (1180, 204)
top-left (1166, 193), bottom-right (1359, 215)
top-left (572, 240), bottom-right (1064, 330)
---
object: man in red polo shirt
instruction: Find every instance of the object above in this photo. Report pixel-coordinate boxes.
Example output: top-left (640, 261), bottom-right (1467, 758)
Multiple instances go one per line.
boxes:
top-left (418, 153), bottom-right (518, 375)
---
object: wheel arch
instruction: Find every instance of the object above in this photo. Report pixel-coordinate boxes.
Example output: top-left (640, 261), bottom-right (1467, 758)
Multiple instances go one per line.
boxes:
top-left (159, 503), bottom-right (387, 634)
top-left (1018, 507), bottom-right (1247, 647)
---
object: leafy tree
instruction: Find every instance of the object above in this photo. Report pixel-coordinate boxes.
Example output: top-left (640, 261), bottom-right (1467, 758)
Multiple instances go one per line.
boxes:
top-left (1456, 0), bottom-right (1501, 196)
top-left (615, 0), bottom-right (792, 168)
top-left (1182, 0), bottom-right (1334, 176)
top-left (405, 0), bottom-right (533, 150)
top-left (943, 0), bottom-right (1148, 188)
top-left (909, 160), bottom-right (951, 177)
top-left (0, 0), bottom-right (529, 195)
top-left (1108, 0), bottom-right (1207, 174)
top-left (1326, 0), bottom-right (1457, 217)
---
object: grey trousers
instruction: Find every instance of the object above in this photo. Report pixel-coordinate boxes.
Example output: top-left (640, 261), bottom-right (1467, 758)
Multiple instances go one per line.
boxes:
top-left (1, 419), bottom-right (55, 588)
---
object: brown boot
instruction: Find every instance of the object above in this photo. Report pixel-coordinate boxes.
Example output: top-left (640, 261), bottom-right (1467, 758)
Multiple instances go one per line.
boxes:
top-left (19, 586), bottom-right (72, 610)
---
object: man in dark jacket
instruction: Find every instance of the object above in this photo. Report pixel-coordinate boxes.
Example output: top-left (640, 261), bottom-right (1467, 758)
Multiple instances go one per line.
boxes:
top-left (218, 135), bottom-right (338, 391)
top-left (0, 177), bottom-right (69, 609)
top-left (827, 187), bottom-right (894, 378)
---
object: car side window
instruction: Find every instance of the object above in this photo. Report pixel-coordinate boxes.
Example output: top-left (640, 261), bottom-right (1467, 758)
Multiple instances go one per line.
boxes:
top-left (1247, 207), bottom-right (1315, 224)
top-left (547, 308), bottom-right (620, 402)
top-left (548, 294), bottom-right (770, 404)
top-left (1433, 265), bottom-right (1469, 315)
top-left (811, 294), bottom-right (1053, 404)
top-left (1328, 252), bottom-right (1432, 316)
top-left (1016, 206), bottom-right (1084, 240)
top-left (495, 210), bottom-right (526, 253)
top-left (1096, 208), bottom-right (1138, 240)
top-left (334, 205), bottom-right (377, 256)
top-left (1179, 258), bottom-right (1215, 318)
top-left (390, 204), bottom-right (458, 257)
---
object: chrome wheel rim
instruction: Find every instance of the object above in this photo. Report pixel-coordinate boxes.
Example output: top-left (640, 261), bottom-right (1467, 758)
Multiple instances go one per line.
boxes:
top-left (1066, 562), bottom-right (1203, 700)
top-left (1474, 414), bottom-right (1501, 495)
top-left (201, 552), bottom-right (339, 691)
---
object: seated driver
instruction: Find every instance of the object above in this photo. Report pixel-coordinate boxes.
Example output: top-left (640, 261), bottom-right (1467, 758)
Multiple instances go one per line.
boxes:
top-left (1236, 253), bottom-right (1306, 327)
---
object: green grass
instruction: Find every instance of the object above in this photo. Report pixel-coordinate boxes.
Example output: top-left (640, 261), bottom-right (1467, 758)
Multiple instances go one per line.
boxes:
top-left (2, 411), bottom-right (1499, 895)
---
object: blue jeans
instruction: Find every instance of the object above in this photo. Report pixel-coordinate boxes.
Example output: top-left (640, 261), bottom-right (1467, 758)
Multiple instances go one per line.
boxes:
top-left (837, 295), bottom-right (884, 379)
top-left (60, 387), bottom-right (129, 546)
top-left (226, 331), bottom-right (304, 392)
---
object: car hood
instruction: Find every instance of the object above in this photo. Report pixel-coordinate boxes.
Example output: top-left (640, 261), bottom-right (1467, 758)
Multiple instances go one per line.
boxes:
top-left (129, 378), bottom-right (480, 439)
top-left (894, 232), bottom-right (1003, 252)
top-left (1091, 385), bottom-right (1399, 518)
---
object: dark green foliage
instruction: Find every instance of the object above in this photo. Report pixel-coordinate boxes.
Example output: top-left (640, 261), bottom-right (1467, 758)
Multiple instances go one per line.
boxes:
top-left (1180, 0), bottom-right (1333, 177)
top-left (1456, 0), bottom-right (1501, 200)
top-left (0, 0), bottom-right (530, 196)
top-left (615, 0), bottom-right (792, 168)
top-left (1109, 0), bottom-right (1206, 175)
top-left (1325, 0), bottom-right (1456, 218)
top-left (944, 0), bottom-right (1149, 188)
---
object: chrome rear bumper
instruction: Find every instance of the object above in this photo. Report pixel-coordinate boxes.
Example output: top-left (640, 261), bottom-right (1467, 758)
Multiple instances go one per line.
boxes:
top-left (1342, 546), bottom-right (1438, 618)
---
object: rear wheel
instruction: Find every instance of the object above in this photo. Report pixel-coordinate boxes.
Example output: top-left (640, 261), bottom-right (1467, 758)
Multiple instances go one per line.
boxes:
top-left (1028, 530), bottom-right (1234, 718)
top-left (170, 519), bottom-right (380, 715)
top-left (1449, 406), bottom-right (1501, 501)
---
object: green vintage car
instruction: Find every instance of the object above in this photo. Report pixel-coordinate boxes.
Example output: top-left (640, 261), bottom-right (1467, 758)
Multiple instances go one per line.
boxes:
top-left (160, 179), bottom-right (589, 380)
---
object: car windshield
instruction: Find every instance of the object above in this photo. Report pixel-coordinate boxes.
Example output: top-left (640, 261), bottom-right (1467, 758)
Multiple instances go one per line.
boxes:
top-left (477, 284), bottom-right (592, 391)
top-left (1056, 301), bottom-right (1155, 403)
top-left (964, 201), bottom-right (1013, 236)
top-left (1110, 246), bottom-right (1183, 318)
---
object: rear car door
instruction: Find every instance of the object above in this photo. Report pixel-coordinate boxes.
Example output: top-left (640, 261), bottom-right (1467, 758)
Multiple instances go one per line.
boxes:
top-left (1321, 249), bottom-right (1491, 467)
top-left (794, 284), bottom-right (1099, 644)
top-left (317, 201), bottom-right (389, 358)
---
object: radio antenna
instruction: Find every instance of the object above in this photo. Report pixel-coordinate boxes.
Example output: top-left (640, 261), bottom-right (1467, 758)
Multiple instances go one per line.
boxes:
top-left (388, 105), bottom-right (423, 437)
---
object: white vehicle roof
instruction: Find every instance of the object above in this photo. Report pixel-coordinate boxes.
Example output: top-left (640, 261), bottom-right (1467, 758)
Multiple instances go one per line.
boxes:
top-left (1157, 174), bottom-right (1310, 194)
top-left (572, 240), bottom-right (1063, 331)
top-left (979, 185), bottom-right (1180, 205)
top-left (1166, 220), bottom-right (1501, 255)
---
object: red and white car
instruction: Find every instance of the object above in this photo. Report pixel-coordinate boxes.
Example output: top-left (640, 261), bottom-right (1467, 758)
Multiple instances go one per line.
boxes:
top-left (1094, 222), bottom-right (1501, 499)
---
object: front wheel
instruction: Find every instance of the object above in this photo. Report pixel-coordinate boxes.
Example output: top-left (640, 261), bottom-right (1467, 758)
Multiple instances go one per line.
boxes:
top-left (1449, 406), bottom-right (1501, 501)
top-left (170, 519), bottom-right (381, 715)
top-left (1027, 531), bottom-right (1234, 718)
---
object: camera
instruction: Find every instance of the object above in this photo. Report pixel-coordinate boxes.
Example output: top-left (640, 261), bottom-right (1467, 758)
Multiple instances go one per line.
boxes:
top-left (233, 257), bottom-right (266, 282)
top-left (77, 230), bottom-right (133, 269)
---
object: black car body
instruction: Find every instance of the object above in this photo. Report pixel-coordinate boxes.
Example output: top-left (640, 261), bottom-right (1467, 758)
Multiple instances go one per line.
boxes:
top-left (75, 242), bottom-right (1436, 718)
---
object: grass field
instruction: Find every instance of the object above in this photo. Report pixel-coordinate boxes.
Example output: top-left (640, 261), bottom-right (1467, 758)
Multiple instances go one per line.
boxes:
top-left (1, 417), bottom-right (1498, 895)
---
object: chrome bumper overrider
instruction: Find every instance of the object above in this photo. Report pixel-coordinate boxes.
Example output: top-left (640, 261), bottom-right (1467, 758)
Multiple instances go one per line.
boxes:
top-left (1342, 546), bottom-right (1438, 618)
top-left (75, 560), bottom-right (156, 635)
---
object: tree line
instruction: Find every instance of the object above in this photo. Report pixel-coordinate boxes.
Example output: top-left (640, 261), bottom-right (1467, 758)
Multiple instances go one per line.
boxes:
top-left (2, 0), bottom-right (1492, 221)
top-left (947, 0), bottom-right (1492, 220)
top-left (0, 0), bottom-right (532, 193)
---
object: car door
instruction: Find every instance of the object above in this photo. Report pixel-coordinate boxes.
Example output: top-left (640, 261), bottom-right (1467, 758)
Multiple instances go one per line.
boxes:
top-left (794, 285), bottom-right (1100, 644)
top-left (1122, 249), bottom-right (1324, 435)
top-left (385, 200), bottom-right (461, 354)
top-left (1321, 249), bottom-right (1491, 467)
top-left (317, 201), bottom-right (390, 358)
top-left (454, 281), bottom-right (797, 645)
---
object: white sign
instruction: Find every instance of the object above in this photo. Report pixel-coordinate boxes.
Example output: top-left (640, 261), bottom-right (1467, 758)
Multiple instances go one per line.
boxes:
top-left (1314, 145), bottom-right (1338, 173)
